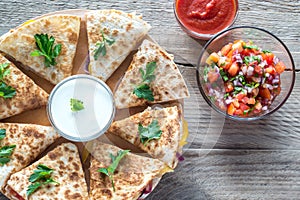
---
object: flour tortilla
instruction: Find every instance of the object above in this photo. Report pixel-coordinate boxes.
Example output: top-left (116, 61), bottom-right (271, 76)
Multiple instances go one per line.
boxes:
top-left (0, 123), bottom-right (59, 194)
top-left (5, 143), bottom-right (88, 200)
top-left (89, 141), bottom-right (168, 200)
top-left (0, 14), bottom-right (81, 84)
top-left (108, 106), bottom-right (182, 169)
top-left (114, 39), bottom-right (190, 109)
top-left (86, 9), bottom-right (151, 81)
top-left (0, 54), bottom-right (48, 120)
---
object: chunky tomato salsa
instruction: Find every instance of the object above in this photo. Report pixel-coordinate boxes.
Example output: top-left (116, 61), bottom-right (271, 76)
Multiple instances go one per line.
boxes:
top-left (203, 40), bottom-right (286, 117)
top-left (176, 0), bottom-right (237, 35)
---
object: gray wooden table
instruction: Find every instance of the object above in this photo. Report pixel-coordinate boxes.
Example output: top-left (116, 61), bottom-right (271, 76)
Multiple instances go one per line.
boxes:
top-left (1, 0), bottom-right (300, 199)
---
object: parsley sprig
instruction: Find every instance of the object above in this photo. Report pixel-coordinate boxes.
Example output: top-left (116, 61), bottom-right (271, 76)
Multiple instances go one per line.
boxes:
top-left (138, 120), bottom-right (162, 146)
top-left (0, 129), bottom-right (5, 140)
top-left (98, 150), bottom-right (130, 192)
top-left (133, 62), bottom-right (157, 101)
top-left (27, 164), bottom-right (59, 197)
top-left (0, 63), bottom-right (16, 99)
top-left (94, 31), bottom-right (115, 60)
top-left (30, 33), bottom-right (62, 68)
top-left (70, 98), bottom-right (84, 112)
top-left (0, 129), bottom-right (16, 166)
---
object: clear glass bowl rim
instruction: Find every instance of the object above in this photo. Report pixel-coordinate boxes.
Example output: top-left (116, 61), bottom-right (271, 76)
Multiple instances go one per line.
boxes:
top-left (196, 25), bottom-right (296, 121)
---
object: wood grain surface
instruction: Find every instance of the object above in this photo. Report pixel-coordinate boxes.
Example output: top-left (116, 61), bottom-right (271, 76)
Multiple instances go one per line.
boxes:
top-left (0, 0), bottom-right (299, 200)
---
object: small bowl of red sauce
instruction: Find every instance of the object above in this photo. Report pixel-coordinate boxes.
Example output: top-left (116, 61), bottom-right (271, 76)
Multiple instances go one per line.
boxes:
top-left (174, 0), bottom-right (239, 40)
top-left (197, 26), bottom-right (295, 121)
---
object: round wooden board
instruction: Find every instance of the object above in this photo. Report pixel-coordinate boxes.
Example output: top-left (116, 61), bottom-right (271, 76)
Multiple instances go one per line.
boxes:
top-left (0, 9), bottom-right (191, 199)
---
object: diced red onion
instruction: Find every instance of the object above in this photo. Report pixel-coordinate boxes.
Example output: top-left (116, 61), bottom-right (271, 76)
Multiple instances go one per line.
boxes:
top-left (247, 66), bottom-right (254, 76)
top-left (272, 79), bottom-right (280, 84)
top-left (273, 56), bottom-right (279, 65)
top-left (262, 106), bottom-right (268, 111)
top-left (176, 152), bottom-right (185, 162)
top-left (242, 66), bottom-right (247, 75)
top-left (83, 53), bottom-right (90, 74)
top-left (143, 181), bottom-right (153, 194)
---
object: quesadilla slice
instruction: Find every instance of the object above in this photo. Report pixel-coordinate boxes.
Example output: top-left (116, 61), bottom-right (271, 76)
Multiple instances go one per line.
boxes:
top-left (5, 143), bottom-right (88, 200)
top-left (0, 123), bottom-right (59, 193)
top-left (86, 9), bottom-right (151, 81)
top-left (89, 141), bottom-right (170, 200)
top-left (114, 39), bottom-right (190, 109)
top-left (108, 106), bottom-right (183, 169)
top-left (0, 54), bottom-right (48, 120)
top-left (0, 14), bottom-right (81, 84)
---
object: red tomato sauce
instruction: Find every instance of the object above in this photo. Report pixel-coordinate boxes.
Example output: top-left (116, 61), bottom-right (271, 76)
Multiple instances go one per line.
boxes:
top-left (176, 0), bottom-right (237, 35)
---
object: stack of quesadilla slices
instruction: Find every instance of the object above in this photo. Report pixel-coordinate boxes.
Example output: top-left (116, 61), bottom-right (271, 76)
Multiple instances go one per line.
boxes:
top-left (114, 39), bottom-right (190, 109)
top-left (0, 14), bottom-right (81, 85)
top-left (86, 9), bottom-right (151, 81)
top-left (0, 8), bottom-right (190, 200)
top-left (4, 143), bottom-right (88, 200)
top-left (0, 54), bottom-right (48, 120)
top-left (0, 123), bottom-right (59, 194)
top-left (89, 141), bottom-right (170, 200)
top-left (108, 105), bottom-right (183, 169)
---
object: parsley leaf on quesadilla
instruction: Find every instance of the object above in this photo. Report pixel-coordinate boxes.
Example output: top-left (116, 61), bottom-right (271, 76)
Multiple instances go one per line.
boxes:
top-left (0, 63), bottom-right (10, 80)
top-left (133, 83), bottom-right (154, 101)
top-left (94, 31), bottom-right (115, 60)
top-left (98, 150), bottom-right (130, 192)
top-left (27, 164), bottom-right (59, 197)
top-left (70, 98), bottom-right (85, 112)
top-left (0, 145), bottom-right (16, 166)
top-left (0, 82), bottom-right (16, 99)
top-left (133, 62), bottom-right (157, 101)
top-left (31, 33), bottom-right (62, 68)
top-left (0, 63), bottom-right (16, 99)
top-left (138, 120), bottom-right (162, 145)
top-left (0, 129), bottom-right (5, 140)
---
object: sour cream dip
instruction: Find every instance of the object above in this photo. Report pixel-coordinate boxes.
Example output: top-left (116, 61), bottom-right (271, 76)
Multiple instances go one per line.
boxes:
top-left (47, 74), bottom-right (115, 142)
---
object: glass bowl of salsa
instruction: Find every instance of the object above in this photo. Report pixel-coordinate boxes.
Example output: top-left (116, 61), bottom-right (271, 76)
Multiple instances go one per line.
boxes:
top-left (174, 0), bottom-right (239, 40)
top-left (197, 26), bottom-right (295, 121)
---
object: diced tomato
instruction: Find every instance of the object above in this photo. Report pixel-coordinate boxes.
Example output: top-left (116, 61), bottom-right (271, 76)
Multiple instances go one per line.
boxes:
top-left (259, 88), bottom-right (271, 100)
top-left (241, 96), bottom-right (249, 104)
top-left (275, 61), bottom-right (286, 74)
top-left (232, 41), bottom-right (244, 53)
top-left (236, 93), bottom-right (246, 101)
top-left (242, 48), bottom-right (252, 56)
top-left (233, 99), bottom-right (240, 108)
top-left (228, 62), bottom-right (239, 76)
top-left (223, 60), bottom-right (232, 70)
top-left (239, 103), bottom-right (250, 111)
top-left (225, 82), bottom-right (234, 92)
top-left (273, 86), bottom-right (281, 95)
top-left (234, 109), bottom-right (243, 115)
top-left (265, 67), bottom-right (275, 74)
top-left (206, 52), bottom-right (220, 65)
top-left (246, 98), bottom-right (256, 105)
top-left (254, 65), bottom-right (263, 75)
top-left (255, 102), bottom-right (262, 110)
top-left (207, 71), bottom-right (219, 83)
top-left (221, 43), bottom-right (233, 56)
top-left (227, 103), bottom-right (236, 115)
top-left (261, 52), bottom-right (274, 65)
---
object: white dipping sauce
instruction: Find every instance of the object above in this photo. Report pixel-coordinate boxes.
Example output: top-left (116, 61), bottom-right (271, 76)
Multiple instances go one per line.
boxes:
top-left (47, 75), bottom-right (115, 142)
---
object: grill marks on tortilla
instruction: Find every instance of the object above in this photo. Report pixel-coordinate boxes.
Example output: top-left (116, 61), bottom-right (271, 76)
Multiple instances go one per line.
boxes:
top-left (5, 143), bottom-right (88, 199)
top-left (0, 54), bottom-right (48, 120)
top-left (0, 14), bottom-right (81, 84)
top-left (108, 106), bottom-right (182, 169)
top-left (89, 141), bottom-right (167, 200)
top-left (86, 9), bottom-right (151, 81)
top-left (114, 39), bottom-right (190, 109)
